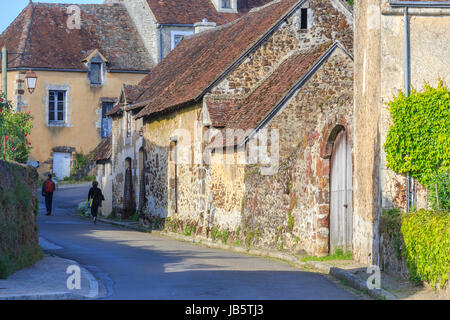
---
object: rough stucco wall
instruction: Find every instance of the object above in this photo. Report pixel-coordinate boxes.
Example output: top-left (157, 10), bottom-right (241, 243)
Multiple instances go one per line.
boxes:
top-left (108, 0), bottom-right (158, 66)
top-left (353, 0), bottom-right (382, 265)
top-left (242, 48), bottom-right (353, 256)
top-left (96, 161), bottom-right (113, 217)
top-left (111, 112), bottom-right (145, 217)
top-left (7, 70), bottom-right (144, 176)
top-left (161, 26), bottom-right (195, 60)
top-left (379, 7), bottom-right (450, 212)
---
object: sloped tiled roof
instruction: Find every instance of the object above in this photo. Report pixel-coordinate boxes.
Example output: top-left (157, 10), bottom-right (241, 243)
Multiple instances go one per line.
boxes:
top-left (146, 0), bottom-right (273, 25)
top-left (133, 0), bottom-right (303, 118)
top-left (208, 42), bottom-right (340, 148)
top-left (0, 3), bottom-right (152, 71)
top-left (91, 136), bottom-right (112, 161)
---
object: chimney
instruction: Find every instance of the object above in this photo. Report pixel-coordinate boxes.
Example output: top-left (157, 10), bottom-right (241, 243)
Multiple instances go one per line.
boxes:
top-left (194, 18), bottom-right (217, 34)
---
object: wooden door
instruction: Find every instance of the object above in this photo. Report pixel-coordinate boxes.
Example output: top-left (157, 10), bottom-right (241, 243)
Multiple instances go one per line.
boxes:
top-left (330, 130), bottom-right (352, 253)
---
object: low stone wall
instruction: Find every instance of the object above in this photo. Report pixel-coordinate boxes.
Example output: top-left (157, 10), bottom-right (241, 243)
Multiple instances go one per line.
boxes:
top-left (0, 161), bottom-right (42, 279)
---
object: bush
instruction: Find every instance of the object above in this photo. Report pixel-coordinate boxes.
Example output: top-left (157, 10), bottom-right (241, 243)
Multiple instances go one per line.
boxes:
top-left (0, 94), bottom-right (33, 163)
top-left (429, 171), bottom-right (450, 211)
top-left (401, 209), bottom-right (450, 289)
top-left (77, 201), bottom-right (91, 217)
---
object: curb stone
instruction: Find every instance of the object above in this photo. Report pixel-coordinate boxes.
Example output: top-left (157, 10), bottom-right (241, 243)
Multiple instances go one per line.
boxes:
top-left (0, 255), bottom-right (100, 300)
top-left (95, 217), bottom-right (398, 300)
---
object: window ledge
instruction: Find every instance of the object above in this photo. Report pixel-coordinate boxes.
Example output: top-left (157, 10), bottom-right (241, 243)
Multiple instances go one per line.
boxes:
top-left (47, 122), bottom-right (72, 128)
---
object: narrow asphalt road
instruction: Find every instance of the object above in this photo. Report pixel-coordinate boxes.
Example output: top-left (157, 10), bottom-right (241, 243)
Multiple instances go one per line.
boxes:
top-left (37, 183), bottom-right (359, 300)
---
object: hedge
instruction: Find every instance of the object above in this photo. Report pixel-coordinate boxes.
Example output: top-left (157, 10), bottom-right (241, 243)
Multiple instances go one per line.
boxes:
top-left (401, 209), bottom-right (450, 289)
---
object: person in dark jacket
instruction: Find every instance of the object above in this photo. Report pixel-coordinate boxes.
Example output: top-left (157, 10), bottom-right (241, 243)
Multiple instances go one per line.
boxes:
top-left (42, 174), bottom-right (56, 216)
top-left (88, 181), bottom-right (105, 224)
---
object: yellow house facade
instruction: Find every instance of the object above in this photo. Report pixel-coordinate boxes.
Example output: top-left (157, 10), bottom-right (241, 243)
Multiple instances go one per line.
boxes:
top-left (0, 2), bottom-right (151, 178)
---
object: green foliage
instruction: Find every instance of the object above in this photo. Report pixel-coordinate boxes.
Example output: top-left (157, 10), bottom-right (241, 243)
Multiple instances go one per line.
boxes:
top-left (384, 80), bottom-right (450, 187)
top-left (0, 94), bottom-right (33, 163)
top-left (184, 224), bottom-right (192, 236)
top-left (428, 171), bottom-right (450, 210)
top-left (401, 209), bottom-right (450, 289)
top-left (0, 162), bottom-right (42, 279)
top-left (236, 226), bottom-right (241, 237)
top-left (211, 226), bottom-right (219, 241)
top-left (129, 211), bottom-right (140, 222)
top-left (380, 208), bottom-right (403, 260)
top-left (346, 0), bottom-right (354, 5)
top-left (222, 230), bottom-right (228, 244)
top-left (301, 249), bottom-right (353, 262)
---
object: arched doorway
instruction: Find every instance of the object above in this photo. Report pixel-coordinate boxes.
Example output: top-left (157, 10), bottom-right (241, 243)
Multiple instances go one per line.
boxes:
top-left (329, 129), bottom-right (352, 254)
top-left (123, 157), bottom-right (136, 219)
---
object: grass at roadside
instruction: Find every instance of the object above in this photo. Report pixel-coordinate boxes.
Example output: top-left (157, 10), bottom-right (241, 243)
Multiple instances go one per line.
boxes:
top-left (301, 249), bottom-right (353, 262)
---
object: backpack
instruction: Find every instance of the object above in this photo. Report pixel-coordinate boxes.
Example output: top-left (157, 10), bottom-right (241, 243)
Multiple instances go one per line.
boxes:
top-left (45, 180), bottom-right (55, 193)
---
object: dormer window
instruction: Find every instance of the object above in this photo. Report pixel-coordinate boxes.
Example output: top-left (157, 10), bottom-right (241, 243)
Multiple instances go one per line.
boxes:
top-left (213, 0), bottom-right (237, 13)
top-left (82, 49), bottom-right (108, 87)
top-left (90, 62), bottom-right (102, 85)
top-left (221, 0), bottom-right (231, 8)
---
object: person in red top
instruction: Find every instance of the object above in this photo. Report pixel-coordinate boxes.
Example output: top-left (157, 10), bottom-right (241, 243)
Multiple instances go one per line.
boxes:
top-left (42, 174), bottom-right (56, 216)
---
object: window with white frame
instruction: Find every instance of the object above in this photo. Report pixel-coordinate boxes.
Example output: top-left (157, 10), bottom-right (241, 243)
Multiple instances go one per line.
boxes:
top-left (170, 30), bottom-right (194, 51)
top-left (48, 90), bottom-right (66, 123)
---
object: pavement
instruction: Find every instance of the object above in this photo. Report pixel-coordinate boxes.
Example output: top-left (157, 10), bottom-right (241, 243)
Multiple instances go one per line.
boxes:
top-left (0, 250), bottom-right (100, 300)
top-left (4, 182), bottom-right (439, 300)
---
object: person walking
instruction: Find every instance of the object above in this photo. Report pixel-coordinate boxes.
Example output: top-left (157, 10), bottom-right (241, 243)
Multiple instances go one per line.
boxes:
top-left (88, 181), bottom-right (105, 224)
top-left (42, 174), bottom-right (56, 216)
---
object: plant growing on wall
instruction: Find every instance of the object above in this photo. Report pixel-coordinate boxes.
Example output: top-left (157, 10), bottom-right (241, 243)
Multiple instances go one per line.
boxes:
top-left (384, 80), bottom-right (449, 208)
top-left (0, 94), bottom-right (33, 163)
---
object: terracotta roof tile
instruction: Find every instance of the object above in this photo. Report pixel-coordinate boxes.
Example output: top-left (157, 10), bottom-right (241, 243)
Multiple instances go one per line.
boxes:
top-left (134, 0), bottom-right (302, 119)
top-left (146, 0), bottom-right (273, 25)
top-left (208, 42), bottom-right (336, 148)
top-left (0, 3), bottom-right (152, 71)
top-left (91, 136), bottom-right (112, 161)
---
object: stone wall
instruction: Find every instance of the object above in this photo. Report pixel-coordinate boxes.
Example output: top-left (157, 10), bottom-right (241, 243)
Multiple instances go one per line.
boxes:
top-left (211, 0), bottom-right (353, 99)
top-left (107, 0), bottom-right (159, 65)
top-left (241, 48), bottom-right (354, 256)
top-left (0, 161), bottom-right (42, 279)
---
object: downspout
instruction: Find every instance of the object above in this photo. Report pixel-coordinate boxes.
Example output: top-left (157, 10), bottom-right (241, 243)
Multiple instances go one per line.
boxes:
top-left (404, 7), bottom-right (414, 211)
top-left (1, 46), bottom-right (7, 100)
top-left (158, 24), bottom-right (163, 63)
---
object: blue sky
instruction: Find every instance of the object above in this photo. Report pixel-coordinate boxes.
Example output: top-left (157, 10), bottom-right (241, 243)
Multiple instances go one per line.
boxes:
top-left (0, 0), bottom-right (103, 34)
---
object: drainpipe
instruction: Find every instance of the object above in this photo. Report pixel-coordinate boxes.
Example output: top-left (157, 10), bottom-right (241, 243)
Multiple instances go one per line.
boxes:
top-left (158, 24), bottom-right (163, 63)
top-left (403, 7), bottom-right (415, 211)
top-left (1, 46), bottom-right (7, 100)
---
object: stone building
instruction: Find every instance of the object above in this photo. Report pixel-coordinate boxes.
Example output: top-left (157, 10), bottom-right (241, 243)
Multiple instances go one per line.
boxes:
top-left (354, 0), bottom-right (450, 265)
top-left (99, 0), bottom-right (275, 218)
top-left (104, 0), bottom-right (273, 65)
top-left (107, 0), bottom-right (357, 258)
top-left (0, 2), bottom-right (151, 178)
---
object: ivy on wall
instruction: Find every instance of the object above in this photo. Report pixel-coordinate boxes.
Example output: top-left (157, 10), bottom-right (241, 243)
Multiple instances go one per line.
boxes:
top-left (384, 80), bottom-right (450, 203)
